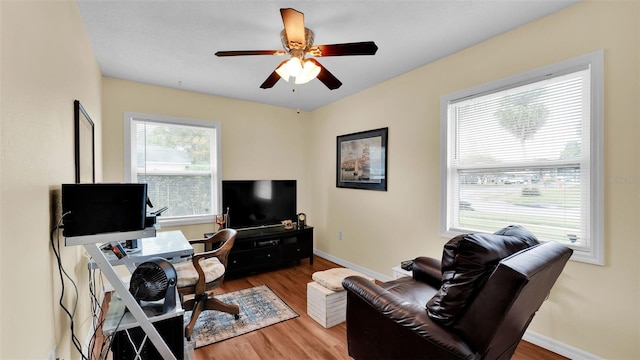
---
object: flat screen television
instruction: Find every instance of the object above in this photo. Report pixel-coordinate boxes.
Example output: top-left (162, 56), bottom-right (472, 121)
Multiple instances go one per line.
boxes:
top-left (222, 180), bottom-right (297, 230)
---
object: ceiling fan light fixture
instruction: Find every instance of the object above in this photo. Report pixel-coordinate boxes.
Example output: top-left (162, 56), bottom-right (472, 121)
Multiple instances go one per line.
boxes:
top-left (275, 63), bottom-right (290, 82)
top-left (284, 57), bottom-right (303, 77)
top-left (295, 60), bottom-right (321, 84)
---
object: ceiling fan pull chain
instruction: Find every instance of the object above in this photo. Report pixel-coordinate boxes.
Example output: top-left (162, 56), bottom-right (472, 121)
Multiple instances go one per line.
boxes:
top-left (294, 84), bottom-right (301, 114)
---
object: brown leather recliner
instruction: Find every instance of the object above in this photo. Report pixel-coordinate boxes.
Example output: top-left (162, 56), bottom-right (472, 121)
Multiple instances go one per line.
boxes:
top-left (342, 226), bottom-right (573, 360)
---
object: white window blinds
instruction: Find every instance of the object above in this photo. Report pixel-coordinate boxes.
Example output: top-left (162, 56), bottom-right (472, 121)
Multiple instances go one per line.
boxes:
top-left (441, 51), bottom-right (603, 264)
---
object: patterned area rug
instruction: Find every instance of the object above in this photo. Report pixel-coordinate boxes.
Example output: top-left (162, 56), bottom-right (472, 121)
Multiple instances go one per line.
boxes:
top-left (184, 284), bottom-right (299, 348)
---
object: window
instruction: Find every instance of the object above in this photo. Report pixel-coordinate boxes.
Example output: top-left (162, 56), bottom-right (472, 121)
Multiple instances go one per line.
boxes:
top-left (124, 112), bottom-right (222, 227)
top-left (440, 51), bottom-right (603, 265)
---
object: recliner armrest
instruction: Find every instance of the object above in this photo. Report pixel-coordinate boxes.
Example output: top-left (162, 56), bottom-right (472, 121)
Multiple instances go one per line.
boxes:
top-left (412, 256), bottom-right (443, 288)
top-left (343, 276), bottom-right (418, 315)
top-left (342, 276), bottom-right (475, 359)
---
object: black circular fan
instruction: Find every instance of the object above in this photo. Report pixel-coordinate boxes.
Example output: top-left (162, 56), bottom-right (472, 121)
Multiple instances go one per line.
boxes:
top-left (129, 257), bottom-right (177, 314)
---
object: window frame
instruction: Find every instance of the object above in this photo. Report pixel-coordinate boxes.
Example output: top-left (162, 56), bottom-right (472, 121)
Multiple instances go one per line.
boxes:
top-left (440, 50), bottom-right (604, 265)
top-left (124, 112), bottom-right (222, 227)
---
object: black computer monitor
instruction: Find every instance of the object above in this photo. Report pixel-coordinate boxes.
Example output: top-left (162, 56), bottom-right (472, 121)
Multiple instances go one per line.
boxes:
top-left (62, 183), bottom-right (147, 237)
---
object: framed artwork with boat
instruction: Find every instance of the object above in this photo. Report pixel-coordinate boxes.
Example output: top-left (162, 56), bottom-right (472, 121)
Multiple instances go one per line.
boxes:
top-left (336, 127), bottom-right (388, 191)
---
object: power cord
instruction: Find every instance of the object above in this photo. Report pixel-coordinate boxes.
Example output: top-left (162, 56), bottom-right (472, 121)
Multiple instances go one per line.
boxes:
top-left (87, 242), bottom-right (143, 359)
top-left (52, 215), bottom-right (142, 359)
top-left (87, 267), bottom-right (112, 360)
top-left (108, 310), bottom-right (129, 358)
top-left (50, 213), bottom-right (89, 360)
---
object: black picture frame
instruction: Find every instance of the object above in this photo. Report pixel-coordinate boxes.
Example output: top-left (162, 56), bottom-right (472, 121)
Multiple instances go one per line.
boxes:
top-left (74, 100), bottom-right (95, 184)
top-left (336, 127), bottom-right (388, 191)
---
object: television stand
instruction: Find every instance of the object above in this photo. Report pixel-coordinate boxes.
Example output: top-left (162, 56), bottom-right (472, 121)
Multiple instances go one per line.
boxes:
top-left (208, 225), bottom-right (313, 277)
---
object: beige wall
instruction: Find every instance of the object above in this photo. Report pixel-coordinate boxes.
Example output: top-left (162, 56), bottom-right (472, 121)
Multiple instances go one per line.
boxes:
top-left (101, 78), bottom-right (313, 240)
top-left (0, 1), bottom-right (102, 359)
top-left (309, 1), bottom-right (639, 358)
top-left (2, 1), bottom-right (638, 359)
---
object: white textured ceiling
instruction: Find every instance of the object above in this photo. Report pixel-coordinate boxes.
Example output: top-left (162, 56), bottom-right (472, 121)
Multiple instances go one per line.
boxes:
top-left (77, 0), bottom-right (579, 111)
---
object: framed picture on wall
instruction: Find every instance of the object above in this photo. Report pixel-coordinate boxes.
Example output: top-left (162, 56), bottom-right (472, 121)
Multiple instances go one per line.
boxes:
top-left (74, 100), bottom-right (95, 183)
top-left (336, 127), bottom-right (388, 191)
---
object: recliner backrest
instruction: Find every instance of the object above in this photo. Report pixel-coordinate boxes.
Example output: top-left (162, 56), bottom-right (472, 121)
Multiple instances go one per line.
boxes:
top-left (453, 241), bottom-right (573, 359)
top-left (426, 225), bottom-right (540, 325)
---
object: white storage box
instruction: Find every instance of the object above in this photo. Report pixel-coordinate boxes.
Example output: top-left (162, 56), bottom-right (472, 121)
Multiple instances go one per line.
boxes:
top-left (307, 268), bottom-right (374, 328)
top-left (307, 281), bottom-right (347, 328)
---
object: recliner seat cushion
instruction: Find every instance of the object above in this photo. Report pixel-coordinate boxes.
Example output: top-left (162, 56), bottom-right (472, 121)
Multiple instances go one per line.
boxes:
top-left (426, 225), bottom-right (539, 325)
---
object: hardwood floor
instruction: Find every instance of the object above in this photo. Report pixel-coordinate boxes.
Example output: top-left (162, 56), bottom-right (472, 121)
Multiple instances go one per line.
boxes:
top-left (193, 256), bottom-right (568, 360)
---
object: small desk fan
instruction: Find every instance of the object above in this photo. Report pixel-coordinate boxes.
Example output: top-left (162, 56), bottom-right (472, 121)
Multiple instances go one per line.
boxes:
top-left (129, 257), bottom-right (177, 315)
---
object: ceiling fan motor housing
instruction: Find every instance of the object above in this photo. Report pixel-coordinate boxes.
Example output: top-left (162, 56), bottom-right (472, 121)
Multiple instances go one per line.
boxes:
top-left (280, 28), bottom-right (315, 51)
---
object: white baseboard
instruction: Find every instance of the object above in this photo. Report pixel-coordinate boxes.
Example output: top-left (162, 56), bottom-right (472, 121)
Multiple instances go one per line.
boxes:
top-left (523, 331), bottom-right (602, 360)
top-left (313, 249), bottom-right (393, 282)
top-left (313, 249), bottom-right (601, 360)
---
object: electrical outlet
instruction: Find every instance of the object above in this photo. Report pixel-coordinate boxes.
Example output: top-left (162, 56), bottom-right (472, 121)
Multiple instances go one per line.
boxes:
top-left (338, 231), bottom-right (343, 240)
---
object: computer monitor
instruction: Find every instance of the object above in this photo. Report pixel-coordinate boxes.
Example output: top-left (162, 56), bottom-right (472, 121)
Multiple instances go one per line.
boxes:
top-left (62, 183), bottom-right (148, 237)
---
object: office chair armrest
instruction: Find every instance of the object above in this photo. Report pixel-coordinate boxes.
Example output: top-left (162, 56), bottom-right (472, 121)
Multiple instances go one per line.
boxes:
top-left (188, 230), bottom-right (236, 294)
top-left (190, 240), bottom-right (231, 263)
top-left (188, 237), bottom-right (210, 245)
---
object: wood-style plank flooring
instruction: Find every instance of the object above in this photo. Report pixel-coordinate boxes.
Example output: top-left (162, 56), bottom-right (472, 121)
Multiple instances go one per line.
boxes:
top-left (193, 256), bottom-right (568, 360)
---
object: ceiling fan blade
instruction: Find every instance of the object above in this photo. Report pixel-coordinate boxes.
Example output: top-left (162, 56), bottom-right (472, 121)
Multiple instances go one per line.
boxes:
top-left (260, 60), bottom-right (288, 89)
top-left (280, 8), bottom-right (306, 49)
top-left (216, 50), bottom-right (285, 57)
top-left (308, 59), bottom-right (342, 90)
top-left (260, 71), bottom-right (281, 89)
top-left (309, 41), bottom-right (378, 57)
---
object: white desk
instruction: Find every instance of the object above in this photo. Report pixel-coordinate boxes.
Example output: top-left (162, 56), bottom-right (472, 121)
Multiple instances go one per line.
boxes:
top-left (67, 228), bottom-right (191, 360)
top-left (99, 230), bottom-right (193, 334)
top-left (88, 230), bottom-right (193, 270)
top-left (103, 289), bottom-right (184, 334)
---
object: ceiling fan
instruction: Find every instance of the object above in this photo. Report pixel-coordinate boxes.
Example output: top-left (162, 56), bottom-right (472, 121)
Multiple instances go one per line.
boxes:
top-left (215, 8), bottom-right (378, 90)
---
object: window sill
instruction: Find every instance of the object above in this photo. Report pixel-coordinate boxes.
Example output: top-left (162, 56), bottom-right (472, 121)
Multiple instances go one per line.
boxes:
top-left (158, 215), bottom-right (215, 228)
